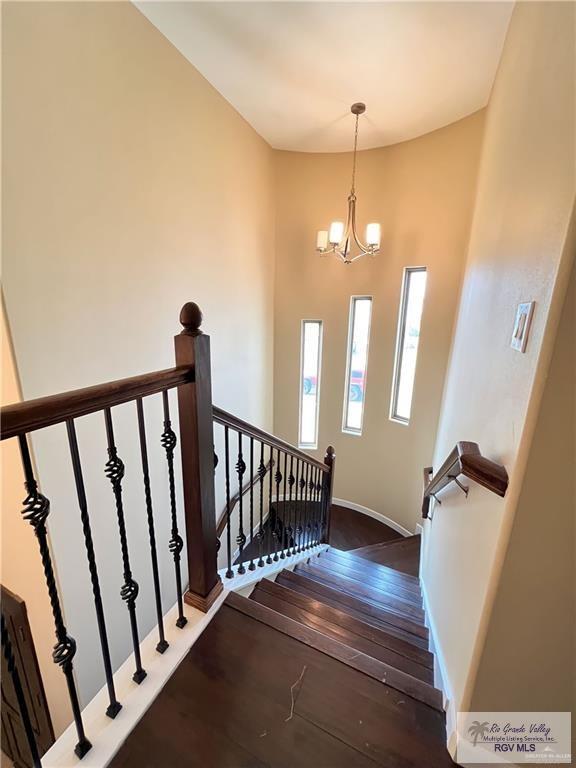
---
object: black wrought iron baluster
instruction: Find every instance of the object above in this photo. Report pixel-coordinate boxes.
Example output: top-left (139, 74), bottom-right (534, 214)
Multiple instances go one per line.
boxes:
top-left (315, 470), bottom-right (323, 546)
top-left (224, 426), bottom-right (233, 578)
top-left (301, 463), bottom-right (308, 551)
top-left (287, 456), bottom-right (295, 555)
top-left (257, 442), bottom-right (266, 567)
top-left (273, 448), bottom-right (282, 562)
top-left (161, 391), bottom-right (187, 629)
top-left (2, 614), bottom-right (42, 768)
top-left (67, 419), bottom-right (122, 717)
top-left (104, 408), bottom-right (146, 684)
top-left (18, 435), bottom-right (92, 758)
top-left (248, 437), bottom-right (256, 571)
top-left (236, 432), bottom-right (246, 575)
top-left (305, 463), bottom-right (313, 550)
top-left (214, 449), bottom-right (221, 553)
top-left (136, 399), bottom-right (169, 652)
top-left (265, 446), bottom-right (273, 565)
top-left (296, 460), bottom-right (304, 553)
top-left (307, 469), bottom-right (315, 549)
top-left (321, 467), bottom-right (329, 542)
top-left (280, 452), bottom-right (288, 557)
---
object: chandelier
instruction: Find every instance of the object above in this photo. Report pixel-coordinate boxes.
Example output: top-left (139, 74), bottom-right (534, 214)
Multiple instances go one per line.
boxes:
top-left (316, 103), bottom-right (381, 264)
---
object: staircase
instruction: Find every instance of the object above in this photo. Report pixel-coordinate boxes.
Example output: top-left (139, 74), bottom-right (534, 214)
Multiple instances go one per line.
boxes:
top-left (111, 539), bottom-right (454, 768)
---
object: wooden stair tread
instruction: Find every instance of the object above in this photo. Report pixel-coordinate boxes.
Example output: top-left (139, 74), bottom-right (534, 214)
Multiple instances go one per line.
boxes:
top-left (351, 536), bottom-right (421, 578)
top-left (312, 553), bottom-right (423, 605)
top-left (277, 569), bottom-right (429, 644)
top-left (259, 577), bottom-right (433, 667)
top-left (295, 563), bottom-right (426, 622)
top-left (251, 583), bottom-right (433, 683)
top-left (226, 591), bottom-right (443, 711)
top-left (325, 546), bottom-right (421, 587)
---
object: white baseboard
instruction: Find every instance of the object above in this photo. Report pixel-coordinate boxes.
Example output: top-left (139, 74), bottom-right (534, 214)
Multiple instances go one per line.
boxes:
top-left (332, 497), bottom-right (413, 537)
top-left (420, 578), bottom-right (457, 761)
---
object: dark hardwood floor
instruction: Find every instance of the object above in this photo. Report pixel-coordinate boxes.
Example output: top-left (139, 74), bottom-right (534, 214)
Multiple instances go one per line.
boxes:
top-left (110, 601), bottom-right (453, 768)
top-left (328, 504), bottom-right (403, 550)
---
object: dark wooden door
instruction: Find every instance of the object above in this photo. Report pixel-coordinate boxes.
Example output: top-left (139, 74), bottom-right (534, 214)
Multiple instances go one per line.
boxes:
top-left (1, 585), bottom-right (54, 767)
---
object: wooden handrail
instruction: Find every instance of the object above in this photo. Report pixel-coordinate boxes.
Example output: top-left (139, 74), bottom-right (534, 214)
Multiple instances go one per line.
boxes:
top-left (1, 366), bottom-right (194, 440)
top-left (215, 458), bottom-right (274, 538)
top-left (422, 441), bottom-right (508, 518)
top-left (213, 406), bottom-right (329, 473)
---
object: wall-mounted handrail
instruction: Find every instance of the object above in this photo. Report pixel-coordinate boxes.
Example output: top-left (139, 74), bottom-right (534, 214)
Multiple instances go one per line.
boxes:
top-left (1, 366), bottom-right (194, 440)
top-left (422, 441), bottom-right (508, 518)
top-left (213, 406), bottom-right (329, 473)
top-left (215, 458), bottom-right (274, 538)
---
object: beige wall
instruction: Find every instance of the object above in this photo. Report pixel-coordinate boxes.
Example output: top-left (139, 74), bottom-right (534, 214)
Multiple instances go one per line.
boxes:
top-left (421, 0), bottom-right (575, 726)
top-left (1, 302), bottom-right (70, 736)
top-left (273, 112), bottom-right (484, 532)
top-left (469, 243), bottom-right (575, 715)
top-left (2, 0), bottom-right (274, 706)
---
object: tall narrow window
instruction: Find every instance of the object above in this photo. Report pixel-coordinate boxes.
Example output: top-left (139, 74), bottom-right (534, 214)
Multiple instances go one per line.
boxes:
top-left (299, 320), bottom-right (323, 448)
top-left (390, 267), bottom-right (427, 424)
top-left (342, 297), bottom-right (373, 435)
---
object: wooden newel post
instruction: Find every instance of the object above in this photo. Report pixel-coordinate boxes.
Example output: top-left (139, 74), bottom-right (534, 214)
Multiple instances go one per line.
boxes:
top-left (175, 302), bottom-right (223, 612)
top-left (323, 446), bottom-right (336, 544)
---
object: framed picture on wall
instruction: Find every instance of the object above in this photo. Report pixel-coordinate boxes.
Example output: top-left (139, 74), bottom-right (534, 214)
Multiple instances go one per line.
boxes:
top-left (511, 301), bottom-right (535, 352)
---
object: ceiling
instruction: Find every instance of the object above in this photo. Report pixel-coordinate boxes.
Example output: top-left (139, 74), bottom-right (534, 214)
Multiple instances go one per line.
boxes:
top-left (135, 2), bottom-right (513, 153)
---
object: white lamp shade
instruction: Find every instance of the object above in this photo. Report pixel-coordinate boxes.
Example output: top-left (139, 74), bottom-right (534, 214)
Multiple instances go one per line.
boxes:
top-left (329, 221), bottom-right (344, 245)
top-left (366, 223), bottom-right (381, 247)
top-left (316, 230), bottom-right (329, 251)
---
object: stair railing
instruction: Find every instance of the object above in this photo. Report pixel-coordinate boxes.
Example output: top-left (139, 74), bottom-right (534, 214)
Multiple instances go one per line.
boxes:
top-left (421, 441), bottom-right (508, 518)
top-left (1, 301), bottom-right (336, 763)
top-left (212, 406), bottom-right (335, 578)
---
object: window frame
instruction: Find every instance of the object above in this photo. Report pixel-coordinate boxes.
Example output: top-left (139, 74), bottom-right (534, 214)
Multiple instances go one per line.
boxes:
top-left (342, 295), bottom-right (373, 437)
top-left (389, 266), bottom-right (427, 425)
top-left (298, 319), bottom-right (323, 449)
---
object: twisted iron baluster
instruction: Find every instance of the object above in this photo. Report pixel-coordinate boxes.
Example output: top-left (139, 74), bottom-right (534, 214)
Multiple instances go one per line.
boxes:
top-left (67, 420), bottom-right (122, 717)
top-left (136, 399), bottom-right (169, 652)
top-left (266, 447), bottom-right (274, 564)
top-left (248, 437), bottom-right (256, 571)
top-left (161, 391), bottom-right (187, 629)
top-left (302, 463), bottom-right (310, 551)
top-left (296, 460), bottom-right (304, 554)
top-left (273, 448), bottom-right (282, 562)
top-left (321, 467), bottom-right (329, 542)
top-left (224, 427), bottom-right (233, 578)
top-left (280, 452), bottom-right (288, 557)
top-left (308, 471), bottom-right (316, 548)
top-left (2, 614), bottom-right (42, 767)
top-left (104, 408), bottom-right (146, 684)
top-left (236, 433), bottom-right (246, 575)
top-left (18, 435), bottom-right (92, 758)
top-left (287, 456), bottom-right (295, 555)
top-left (215, 449), bottom-right (221, 553)
top-left (314, 470), bottom-right (323, 546)
top-left (257, 442), bottom-right (266, 567)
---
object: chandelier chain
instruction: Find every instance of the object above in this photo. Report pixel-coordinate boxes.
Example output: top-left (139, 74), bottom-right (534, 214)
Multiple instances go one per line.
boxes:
top-left (350, 113), bottom-right (360, 196)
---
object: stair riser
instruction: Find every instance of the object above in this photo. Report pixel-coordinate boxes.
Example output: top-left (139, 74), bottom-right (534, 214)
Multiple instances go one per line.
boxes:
top-left (251, 587), bottom-right (434, 684)
top-left (313, 555), bottom-right (423, 604)
top-left (260, 576), bottom-right (433, 667)
top-left (277, 570), bottom-right (429, 641)
top-left (296, 565), bottom-right (426, 622)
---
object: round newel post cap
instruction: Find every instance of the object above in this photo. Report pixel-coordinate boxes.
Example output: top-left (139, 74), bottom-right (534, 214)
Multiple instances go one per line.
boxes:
top-left (179, 302), bottom-right (203, 336)
top-left (325, 446), bottom-right (336, 462)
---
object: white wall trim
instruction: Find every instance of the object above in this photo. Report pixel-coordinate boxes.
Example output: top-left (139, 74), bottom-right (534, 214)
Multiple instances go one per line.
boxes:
top-left (42, 592), bottom-right (227, 768)
top-left (332, 497), bottom-right (413, 537)
top-left (420, 577), bottom-right (457, 760)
